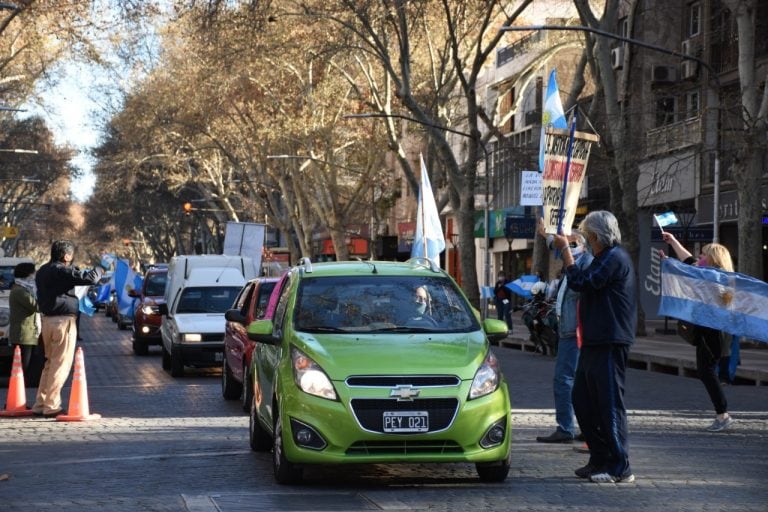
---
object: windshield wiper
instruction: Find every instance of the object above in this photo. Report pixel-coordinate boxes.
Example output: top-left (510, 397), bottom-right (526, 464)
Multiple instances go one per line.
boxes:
top-left (368, 326), bottom-right (434, 333)
top-left (301, 326), bottom-right (347, 333)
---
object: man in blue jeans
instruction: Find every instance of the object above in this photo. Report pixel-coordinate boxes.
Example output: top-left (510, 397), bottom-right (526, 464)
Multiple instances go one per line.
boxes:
top-left (536, 219), bottom-right (592, 443)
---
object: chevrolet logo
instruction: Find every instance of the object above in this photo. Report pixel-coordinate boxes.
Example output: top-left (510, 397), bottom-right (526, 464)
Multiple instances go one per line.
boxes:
top-left (390, 384), bottom-right (421, 401)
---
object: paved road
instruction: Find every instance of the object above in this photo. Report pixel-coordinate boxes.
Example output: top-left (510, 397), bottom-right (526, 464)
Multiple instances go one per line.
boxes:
top-left (0, 313), bottom-right (766, 511)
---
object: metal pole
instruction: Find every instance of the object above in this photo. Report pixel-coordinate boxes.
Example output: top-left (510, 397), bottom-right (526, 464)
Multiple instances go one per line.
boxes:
top-left (483, 154), bottom-right (490, 320)
top-left (713, 156), bottom-right (720, 243)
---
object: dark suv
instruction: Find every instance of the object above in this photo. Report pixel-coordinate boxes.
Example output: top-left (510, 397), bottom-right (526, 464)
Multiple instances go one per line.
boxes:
top-left (129, 265), bottom-right (168, 355)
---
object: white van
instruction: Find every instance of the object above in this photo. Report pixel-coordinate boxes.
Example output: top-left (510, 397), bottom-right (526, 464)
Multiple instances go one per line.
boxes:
top-left (160, 255), bottom-right (256, 377)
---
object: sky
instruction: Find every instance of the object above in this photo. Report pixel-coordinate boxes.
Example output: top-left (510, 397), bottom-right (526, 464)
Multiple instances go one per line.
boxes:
top-left (23, 61), bottom-right (103, 203)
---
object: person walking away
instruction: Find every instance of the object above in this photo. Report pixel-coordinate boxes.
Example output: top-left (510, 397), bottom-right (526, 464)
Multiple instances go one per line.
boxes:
top-left (552, 210), bottom-right (636, 483)
top-left (661, 232), bottom-right (735, 432)
top-left (535, 219), bottom-right (593, 443)
top-left (31, 240), bottom-right (102, 418)
top-left (493, 271), bottom-right (513, 333)
top-left (9, 262), bottom-right (41, 379)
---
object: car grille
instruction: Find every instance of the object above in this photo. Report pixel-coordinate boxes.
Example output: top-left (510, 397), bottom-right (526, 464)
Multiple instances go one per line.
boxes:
top-left (346, 375), bottom-right (460, 387)
top-left (200, 334), bottom-right (223, 342)
top-left (346, 440), bottom-right (463, 456)
top-left (350, 398), bottom-right (459, 434)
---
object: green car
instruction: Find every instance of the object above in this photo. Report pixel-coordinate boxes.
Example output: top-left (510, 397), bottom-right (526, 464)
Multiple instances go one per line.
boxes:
top-left (247, 257), bottom-right (511, 484)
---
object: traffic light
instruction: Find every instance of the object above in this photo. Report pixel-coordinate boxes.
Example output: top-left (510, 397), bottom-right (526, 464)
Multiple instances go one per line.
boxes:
top-left (183, 202), bottom-right (192, 215)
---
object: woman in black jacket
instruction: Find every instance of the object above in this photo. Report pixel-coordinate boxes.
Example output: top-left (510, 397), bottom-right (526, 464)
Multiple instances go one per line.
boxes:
top-left (661, 232), bottom-right (734, 432)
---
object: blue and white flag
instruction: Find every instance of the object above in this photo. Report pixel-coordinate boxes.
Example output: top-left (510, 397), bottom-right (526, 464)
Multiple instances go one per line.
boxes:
top-left (95, 283), bottom-right (111, 303)
top-left (411, 154), bottom-right (445, 266)
top-left (113, 259), bottom-right (143, 317)
top-left (100, 253), bottom-right (116, 271)
top-left (659, 257), bottom-right (768, 343)
top-left (538, 69), bottom-right (568, 173)
top-left (505, 275), bottom-right (540, 299)
top-left (654, 211), bottom-right (679, 229)
top-left (74, 285), bottom-right (96, 317)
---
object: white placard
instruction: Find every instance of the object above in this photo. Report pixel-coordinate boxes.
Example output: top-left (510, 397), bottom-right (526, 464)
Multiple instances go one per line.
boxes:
top-left (520, 171), bottom-right (543, 206)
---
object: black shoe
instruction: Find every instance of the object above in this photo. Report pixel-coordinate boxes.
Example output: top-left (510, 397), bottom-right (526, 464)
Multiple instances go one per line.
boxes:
top-left (575, 432), bottom-right (586, 442)
top-left (575, 464), bottom-right (597, 479)
top-left (40, 409), bottom-right (64, 418)
top-left (536, 430), bottom-right (575, 443)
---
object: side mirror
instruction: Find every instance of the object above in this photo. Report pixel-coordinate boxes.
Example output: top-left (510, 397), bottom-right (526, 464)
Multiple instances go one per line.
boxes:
top-left (158, 303), bottom-right (169, 316)
top-left (225, 309), bottom-right (246, 324)
top-left (247, 319), bottom-right (277, 344)
top-left (128, 289), bottom-right (139, 298)
top-left (483, 318), bottom-right (509, 344)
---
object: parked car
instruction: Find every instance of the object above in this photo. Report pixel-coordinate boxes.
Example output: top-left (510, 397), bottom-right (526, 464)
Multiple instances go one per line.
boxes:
top-left (246, 258), bottom-right (511, 484)
top-left (106, 290), bottom-right (117, 320)
top-left (221, 276), bottom-right (279, 410)
top-left (129, 265), bottom-right (168, 355)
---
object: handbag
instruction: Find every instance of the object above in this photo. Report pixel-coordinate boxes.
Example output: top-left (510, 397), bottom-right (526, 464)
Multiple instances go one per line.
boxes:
top-left (676, 319), bottom-right (699, 346)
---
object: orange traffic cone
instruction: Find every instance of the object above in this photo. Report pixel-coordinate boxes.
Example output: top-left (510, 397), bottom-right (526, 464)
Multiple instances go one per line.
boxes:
top-left (0, 345), bottom-right (35, 417)
top-left (57, 347), bottom-right (101, 422)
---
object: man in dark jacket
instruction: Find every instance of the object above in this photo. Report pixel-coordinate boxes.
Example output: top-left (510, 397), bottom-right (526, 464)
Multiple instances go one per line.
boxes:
top-left (552, 211), bottom-right (636, 484)
top-left (31, 240), bottom-right (102, 417)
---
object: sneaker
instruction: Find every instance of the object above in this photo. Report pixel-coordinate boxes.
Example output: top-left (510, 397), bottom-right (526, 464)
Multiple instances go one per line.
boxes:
top-left (589, 472), bottom-right (635, 484)
top-left (706, 417), bottom-right (733, 432)
top-left (575, 464), bottom-right (596, 479)
top-left (536, 430), bottom-right (574, 443)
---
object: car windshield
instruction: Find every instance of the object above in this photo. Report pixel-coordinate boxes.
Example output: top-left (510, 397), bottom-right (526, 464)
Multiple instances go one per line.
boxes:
top-left (176, 286), bottom-right (241, 314)
top-left (144, 273), bottom-right (167, 296)
top-left (294, 275), bottom-right (479, 334)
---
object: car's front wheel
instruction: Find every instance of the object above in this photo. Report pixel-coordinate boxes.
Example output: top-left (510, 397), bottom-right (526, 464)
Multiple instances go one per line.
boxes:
top-left (475, 451), bottom-right (511, 482)
top-left (221, 356), bottom-right (242, 400)
top-left (161, 344), bottom-right (170, 370)
top-left (132, 337), bottom-right (149, 356)
top-left (273, 410), bottom-right (303, 484)
top-left (241, 364), bottom-right (253, 412)
top-left (170, 344), bottom-right (184, 377)
top-left (249, 396), bottom-right (271, 452)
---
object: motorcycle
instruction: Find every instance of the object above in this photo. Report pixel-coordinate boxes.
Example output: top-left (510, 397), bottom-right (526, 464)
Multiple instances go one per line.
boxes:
top-left (519, 293), bottom-right (559, 356)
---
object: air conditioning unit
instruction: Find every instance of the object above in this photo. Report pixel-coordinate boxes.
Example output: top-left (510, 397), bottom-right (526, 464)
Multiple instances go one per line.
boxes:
top-left (652, 65), bottom-right (677, 84)
top-left (610, 46), bottom-right (624, 70)
top-left (682, 60), bottom-right (698, 79)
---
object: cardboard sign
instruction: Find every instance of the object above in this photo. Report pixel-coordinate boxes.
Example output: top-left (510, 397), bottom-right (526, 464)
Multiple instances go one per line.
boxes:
top-left (541, 128), bottom-right (599, 235)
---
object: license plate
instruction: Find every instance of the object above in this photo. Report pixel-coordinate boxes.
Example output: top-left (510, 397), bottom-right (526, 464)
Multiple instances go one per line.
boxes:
top-left (383, 411), bottom-right (429, 433)
top-left (214, 352), bottom-right (223, 362)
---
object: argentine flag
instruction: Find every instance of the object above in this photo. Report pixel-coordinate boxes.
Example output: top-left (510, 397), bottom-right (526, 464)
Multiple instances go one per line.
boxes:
top-left (411, 154), bottom-right (446, 266)
top-left (659, 257), bottom-right (768, 343)
top-left (74, 285), bottom-right (96, 317)
top-left (654, 211), bottom-right (679, 229)
top-left (114, 259), bottom-right (143, 317)
top-left (538, 69), bottom-right (568, 173)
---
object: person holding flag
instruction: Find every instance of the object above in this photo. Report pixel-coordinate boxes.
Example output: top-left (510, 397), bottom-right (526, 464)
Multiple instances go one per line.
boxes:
top-left (660, 231), bottom-right (735, 432)
top-left (551, 211), bottom-right (636, 483)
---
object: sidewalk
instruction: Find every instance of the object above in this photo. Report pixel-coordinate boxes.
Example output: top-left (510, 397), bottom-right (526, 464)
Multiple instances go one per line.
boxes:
top-left (499, 311), bottom-right (768, 386)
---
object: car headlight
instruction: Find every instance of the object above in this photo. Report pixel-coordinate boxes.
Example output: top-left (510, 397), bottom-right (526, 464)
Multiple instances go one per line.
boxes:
top-left (183, 333), bottom-right (202, 342)
top-left (0, 307), bottom-right (9, 326)
top-left (291, 346), bottom-right (337, 401)
top-left (469, 350), bottom-right (500, 400)
top-left (141, 305), bottom-right (160, 315)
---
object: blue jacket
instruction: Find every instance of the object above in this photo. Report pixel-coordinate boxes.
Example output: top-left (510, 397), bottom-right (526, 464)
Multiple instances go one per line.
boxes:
top-left (557, 251), bottom-right (593, 338)
top-left (564, 245), bottom-right (636, 346)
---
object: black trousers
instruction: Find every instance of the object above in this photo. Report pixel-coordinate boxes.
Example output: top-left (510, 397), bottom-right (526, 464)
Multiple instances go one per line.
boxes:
top-left (573, 343), bottom-right (631, 478)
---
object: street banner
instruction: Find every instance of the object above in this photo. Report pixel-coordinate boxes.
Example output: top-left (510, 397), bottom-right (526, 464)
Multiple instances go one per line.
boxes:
top-left (541, 127), bottom-right (599, 235)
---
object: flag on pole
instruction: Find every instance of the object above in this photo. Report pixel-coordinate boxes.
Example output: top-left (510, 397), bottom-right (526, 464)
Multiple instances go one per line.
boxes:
top-left (74, 286), bottom-right (96, 317)
top-left (659, 257), bottom-right (768, 343)
top-left (411, 154), bottom-right (445, 266)
top-left (113, 259), bottom-right (143, 316)
top-left (538, 69), bottom-right (568, 173)
top-left (654, 211), bottom-right (679, 230)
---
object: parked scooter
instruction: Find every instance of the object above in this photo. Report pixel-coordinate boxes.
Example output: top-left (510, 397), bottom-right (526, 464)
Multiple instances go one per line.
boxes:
top-left (519, 283), bottom-right (559, 356)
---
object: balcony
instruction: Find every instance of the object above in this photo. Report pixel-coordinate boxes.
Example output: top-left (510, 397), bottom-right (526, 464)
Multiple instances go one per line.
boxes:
top-left (645, 116), bottom-right (702, 157)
